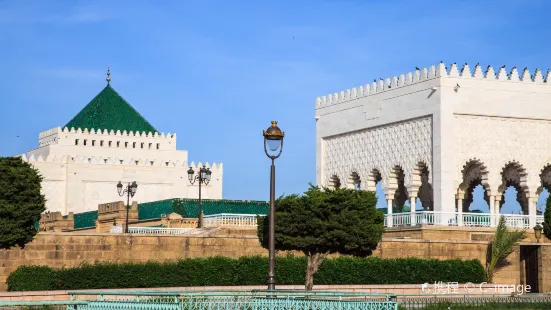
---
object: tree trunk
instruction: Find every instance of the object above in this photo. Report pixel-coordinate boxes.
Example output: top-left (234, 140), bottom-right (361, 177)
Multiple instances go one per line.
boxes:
top-left (305, 252), bottom-right (329, 291)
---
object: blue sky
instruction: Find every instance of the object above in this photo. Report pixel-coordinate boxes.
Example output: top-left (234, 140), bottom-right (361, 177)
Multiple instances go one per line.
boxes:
top-left (1, 0), bottom-right (550, 212)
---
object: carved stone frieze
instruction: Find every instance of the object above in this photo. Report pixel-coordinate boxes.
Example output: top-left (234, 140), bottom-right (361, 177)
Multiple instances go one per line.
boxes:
top-left (323, 116), bottom-right (432, 192)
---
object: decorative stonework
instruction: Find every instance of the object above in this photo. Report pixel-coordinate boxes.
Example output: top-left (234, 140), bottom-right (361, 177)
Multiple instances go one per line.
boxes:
top-left (323, 116), bottom-right (432, 192)
top-left (454, 115), bottom-right (551, 195)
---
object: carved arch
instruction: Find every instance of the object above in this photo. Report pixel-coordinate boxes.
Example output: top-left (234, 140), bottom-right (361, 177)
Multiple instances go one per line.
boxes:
top-left (327, 174), bottom-right (341, 189)
top-left (413, 162), bottom-right (433, 211)
top-left (365, 169), bottom-right (382, 192)
top-left (389, 165), bottom-right (408, 212)
top-left (498, 161), bottom-right (529, 214)
top-left (346, 171), bottom-right (361, 190)
top-left (457, 159), bottom-right (490, 212)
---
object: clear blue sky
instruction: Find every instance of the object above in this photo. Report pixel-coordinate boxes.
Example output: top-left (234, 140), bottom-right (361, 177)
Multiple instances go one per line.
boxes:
top-left (1, 0), bottom-right (550, 212)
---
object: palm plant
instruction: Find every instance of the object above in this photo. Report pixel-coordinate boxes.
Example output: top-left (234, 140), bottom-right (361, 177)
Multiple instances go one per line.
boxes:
top-left (485, 216), bottom-right (526, 282)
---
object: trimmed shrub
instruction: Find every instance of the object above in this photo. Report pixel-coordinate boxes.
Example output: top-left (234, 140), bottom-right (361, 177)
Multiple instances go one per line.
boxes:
top-left (6, 266), bottom-right (56, 291)
top-left (7, 255), bottom-right (484, 291)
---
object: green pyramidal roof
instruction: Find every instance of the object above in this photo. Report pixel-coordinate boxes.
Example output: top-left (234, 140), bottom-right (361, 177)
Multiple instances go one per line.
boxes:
top-left (64, 84), bottom-right (158, 134)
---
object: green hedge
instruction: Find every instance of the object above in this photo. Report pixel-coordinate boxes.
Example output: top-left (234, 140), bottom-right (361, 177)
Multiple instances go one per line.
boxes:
top-left (7, 255), bottom-right (485, 291)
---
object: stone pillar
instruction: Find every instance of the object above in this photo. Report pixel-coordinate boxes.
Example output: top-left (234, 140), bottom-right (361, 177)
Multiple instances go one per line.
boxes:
top-left (495, 196), bottom-right (502, 215)
top-left (457, 198), bottom-right (464, 226)
top-left (410, 196), bottom-right (417, 226)
top-left (489, 195), bottom-right (496, 227)
top-left (529, 197), bottom-right (537, 228)
top-left (387, 198), bottom-right (393, 228)
top-left (432, 72), bottom-right (456, 215)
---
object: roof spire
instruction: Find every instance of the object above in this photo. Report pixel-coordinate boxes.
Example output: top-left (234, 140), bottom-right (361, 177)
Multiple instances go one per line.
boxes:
top-left (106, 66), bottom-right (111, 85)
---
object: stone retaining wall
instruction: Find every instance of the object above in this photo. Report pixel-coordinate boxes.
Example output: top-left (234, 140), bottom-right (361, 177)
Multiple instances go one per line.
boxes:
top-left (0, 229), bottom-right (545, 292)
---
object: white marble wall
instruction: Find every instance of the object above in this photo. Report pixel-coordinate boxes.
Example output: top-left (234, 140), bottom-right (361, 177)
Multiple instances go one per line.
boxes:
top-left (316, 63), bottom-right (551, 215)
top-left (24, 127), bottom-right (223, 214)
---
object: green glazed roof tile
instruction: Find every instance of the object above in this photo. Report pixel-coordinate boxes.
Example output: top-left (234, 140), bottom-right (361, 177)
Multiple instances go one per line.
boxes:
top-left (176, 199), bottom-right (269, 218)
top-left (137, 198), bottom-right (269, 220)
top-left (73, 210), bottom-right (98, 229)
top-left (64, 85), bottom-right (158, 134)
top-left (138, 199), bottom-right (175, 220)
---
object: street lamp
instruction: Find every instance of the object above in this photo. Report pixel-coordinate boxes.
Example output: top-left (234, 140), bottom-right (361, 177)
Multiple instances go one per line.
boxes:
top-left (188, 165), bottom-right (212, 228)
top-left (534, 224), bottom-right (543, 243)
top-left (117, 181), bottom-right (138, 233)
top-left (263, 120), bottom-right (284, 291)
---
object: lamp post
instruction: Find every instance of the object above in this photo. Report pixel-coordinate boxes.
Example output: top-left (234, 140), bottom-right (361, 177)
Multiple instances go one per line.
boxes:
top-left (187, 165), bottom-right (212, 228)
top-left (117, 181), bottom-right (138, 233)
top-left (263, 121), bottom-right (285, 291)
top-left (534, 224), bottom-right (543, 243)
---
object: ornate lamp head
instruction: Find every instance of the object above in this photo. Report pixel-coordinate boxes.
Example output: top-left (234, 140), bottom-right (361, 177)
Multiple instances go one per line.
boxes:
top-left (263, 121), bottom-right (284, 159)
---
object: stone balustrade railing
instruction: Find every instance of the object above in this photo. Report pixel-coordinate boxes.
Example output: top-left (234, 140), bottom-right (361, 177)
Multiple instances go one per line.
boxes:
top-left (127, 227), bottom-right (193, 235)
top-left (384, 211), bottom-right (544, 229)
top-left (203, 213), bottom-right (263, 228)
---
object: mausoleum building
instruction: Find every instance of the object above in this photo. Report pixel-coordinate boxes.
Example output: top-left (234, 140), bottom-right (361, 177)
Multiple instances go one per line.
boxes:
top-left (23, 72), bottom-right (222, 214)
top-left (315, 62), bottom-right (551, 229)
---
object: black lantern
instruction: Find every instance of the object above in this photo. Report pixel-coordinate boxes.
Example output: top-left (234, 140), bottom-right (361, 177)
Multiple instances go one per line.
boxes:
top-left (117, 181), bottom-right (123, 195)
top-left (188, 165), bottom-right (213, 228)
top-left (263, 121), bottom-right (284, 159)
top-left (187, 167), bottom-right (194, 182)
top-left (534, 224), bottom-right (543, 243)
top-left (130, 181), bottom-right (138, 196)
top-left (117, 181), bottom-right (138, 233)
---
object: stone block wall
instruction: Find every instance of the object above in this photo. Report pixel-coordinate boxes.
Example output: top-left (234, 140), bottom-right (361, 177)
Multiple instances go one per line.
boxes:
top-left (0, 230), bottom-right (542, 292)
top-left (96, 201), bottom-right (138, 233)
top-left (39, 212), bottom-right (74, 232)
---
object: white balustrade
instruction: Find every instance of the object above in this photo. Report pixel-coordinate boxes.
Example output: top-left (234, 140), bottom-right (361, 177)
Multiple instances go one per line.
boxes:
top-left (110, 225), bottom-right (123, 234)
top-left (203, 213), bottom-right (263, 228)
top-left (127, 227), bottom-right (193, 235)
top-left (385, 211), bottom-right (544, 229)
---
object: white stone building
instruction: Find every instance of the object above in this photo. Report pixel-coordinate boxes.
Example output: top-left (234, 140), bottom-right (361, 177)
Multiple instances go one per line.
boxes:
top-left (315, 62), bottom-right (551, 228)
top-left (23, 75), bottom-right (223, 214)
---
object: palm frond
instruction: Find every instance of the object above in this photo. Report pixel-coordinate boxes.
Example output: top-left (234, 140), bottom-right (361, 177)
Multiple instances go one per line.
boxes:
top-left (485, 216), bottom-right (526, 282)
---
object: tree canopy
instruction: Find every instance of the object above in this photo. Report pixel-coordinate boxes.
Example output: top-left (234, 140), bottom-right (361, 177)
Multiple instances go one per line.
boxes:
top-left (543, 195), bottom-right (551, 241)
top-left (257, 185), bottom-right (384, 289)
top-left (0, 157), bottom-right (45, 249)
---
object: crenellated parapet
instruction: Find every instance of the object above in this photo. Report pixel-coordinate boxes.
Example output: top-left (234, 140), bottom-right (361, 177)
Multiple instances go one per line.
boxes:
top-left (40, 126), bottom-right (176, 139)
top-left (39, 211), bottom-right (74, 232)
top-left (315, 62), bottom-right (551, 108)
top-left (37, 126), bottom-right (177, 150)
top-left (20, 153), bottom-right (222, 170)
top-left (96, 201), bottom-right (138, 232)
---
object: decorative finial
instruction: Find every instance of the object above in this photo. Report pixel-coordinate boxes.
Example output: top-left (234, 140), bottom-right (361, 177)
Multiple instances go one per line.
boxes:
top-left (106, 66), bottom-right (111, 84)
top-left (271, 121), bottom-right (277, 127)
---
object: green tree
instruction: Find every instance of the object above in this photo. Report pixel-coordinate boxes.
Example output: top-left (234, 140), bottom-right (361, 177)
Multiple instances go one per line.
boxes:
top-left (0, 156), bottom-right (45, 249)
top-left (543, 195), bottom-right (551, 240)
top-left (485, 216), bottom-right (526, 283)
top-left (258, 185), bottom-right (384, 290)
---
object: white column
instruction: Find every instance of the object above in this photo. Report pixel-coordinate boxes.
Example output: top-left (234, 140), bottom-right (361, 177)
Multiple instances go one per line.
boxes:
top-left (457, 198), bottom-right (463, 226)
top-left (529, 197), bottom-right (537, 228)
top-left (410, 196), bottom-right (417, 226)
top-left (387, 198), bottom-right (393, 228)
top-left (495, 196), bottom-right (502, 215)
top-left (489, 195), bottom-right (496, 227)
